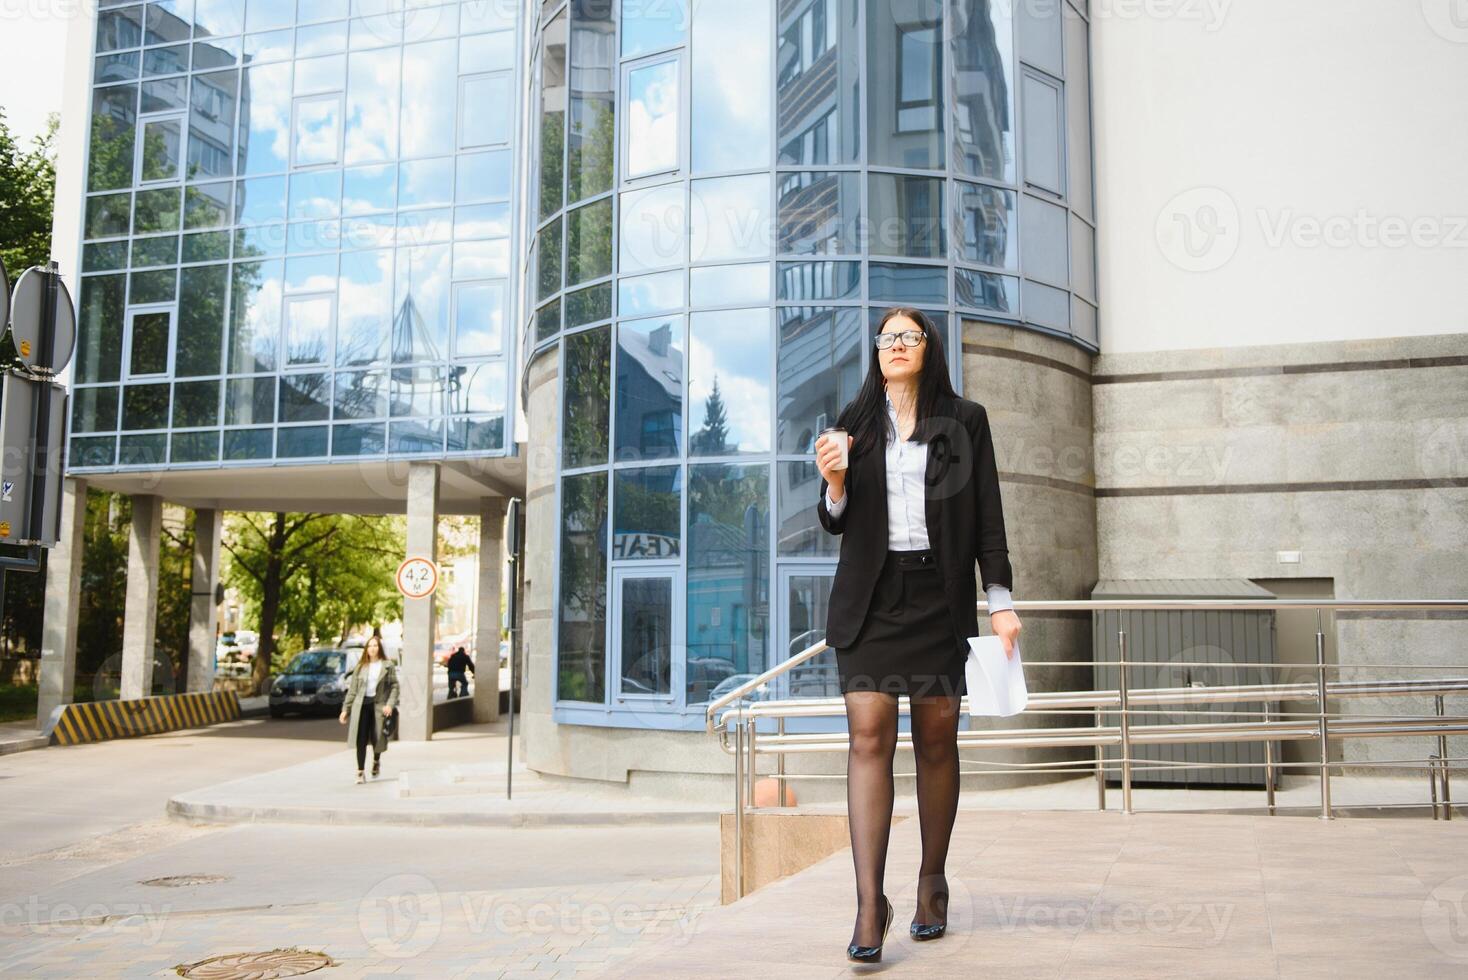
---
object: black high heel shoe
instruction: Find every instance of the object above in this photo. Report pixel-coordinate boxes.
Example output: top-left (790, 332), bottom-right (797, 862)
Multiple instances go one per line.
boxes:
top-left (847, 894), bottom-right (894, 963)
top-left (910, 888), bottom-right (949, 941)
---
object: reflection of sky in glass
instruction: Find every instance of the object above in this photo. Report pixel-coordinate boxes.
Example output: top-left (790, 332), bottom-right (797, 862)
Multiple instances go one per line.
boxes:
top-left (453, 280), bottom-right (505, 356)
top-left (689, 309), bottom-right (771, 455)
top-left (619, 182), bottom-right (685, 273)
top-left (288, 168), bottom-right (341, 220)
top-left (336, 248), bottom-right (391, 366)
top-left (400, 39), bottom-right (457, 159)
top-left (621, 0), bottom-right (686, 57)
top-left (345, 48), bottom-right (399, 164)
top-left (398, 157), bottom-right (455, 209)
top-left (690, 0), bottom-right (770, 173)
top-left (240, 62), bottom-right (292, 174)
top-left (453, 360), bottom-right (507, 413)
top-left (618, 269), bottom-right (683, 317)
top-left (456, 150), bottom-right (511, 203)
top-left (689, 262), bottom-right (769, 308)
top-left (626, 59), bottom-right (678, 177)
top-left (229, 259), bottom-right (282, 372)
top-left (461, 73), bottom-right (512, 147)
top-left (453, 239), bottom-right (509, 279)
top-left (293, 94), bottom-right (340, 166)
top-left (392, 244), bottom-right (451, 363)
top-left (690, 173), bottom-right (771, 263)
top-left (342, 164), bottom-right (395, 214)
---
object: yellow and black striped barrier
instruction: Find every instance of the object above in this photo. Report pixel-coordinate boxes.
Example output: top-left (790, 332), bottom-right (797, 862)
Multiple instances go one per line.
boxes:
top-left (46, 691), bottom-right (242, 746)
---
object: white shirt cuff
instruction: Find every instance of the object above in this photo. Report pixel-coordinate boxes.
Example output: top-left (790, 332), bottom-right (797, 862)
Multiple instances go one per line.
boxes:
top-left (985, 584), bottom-right (1014, 615)
top-left (824, 488), bottom-right (847, 518)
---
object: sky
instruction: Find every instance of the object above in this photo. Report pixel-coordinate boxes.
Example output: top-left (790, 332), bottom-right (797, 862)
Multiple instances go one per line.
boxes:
top-left (0, 12), bottom-right (71, 144)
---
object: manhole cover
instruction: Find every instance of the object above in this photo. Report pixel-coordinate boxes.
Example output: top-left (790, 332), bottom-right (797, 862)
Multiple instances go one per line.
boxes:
top-left (142, 873), bottom-right (232, 887)
top-left (176, 948), bottom-right (334, 979)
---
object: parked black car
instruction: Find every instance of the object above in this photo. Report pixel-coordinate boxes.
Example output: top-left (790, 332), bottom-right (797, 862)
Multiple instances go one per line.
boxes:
top-left (268, 648), bottom-right (353, 718)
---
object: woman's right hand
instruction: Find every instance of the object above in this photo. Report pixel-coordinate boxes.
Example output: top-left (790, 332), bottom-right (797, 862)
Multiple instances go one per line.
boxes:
top-left (816, 432), bottom-right (853, 498)
top-left (338, 711), bottom-right (347, 724)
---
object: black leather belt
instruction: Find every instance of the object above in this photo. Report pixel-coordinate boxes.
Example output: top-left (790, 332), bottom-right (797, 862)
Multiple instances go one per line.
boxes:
top-left (889, 548), bottom-right (935, 569)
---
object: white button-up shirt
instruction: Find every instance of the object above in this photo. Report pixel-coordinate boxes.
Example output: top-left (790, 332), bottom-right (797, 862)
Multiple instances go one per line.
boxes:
top-left (825, 393), bottom-right (1014, 615)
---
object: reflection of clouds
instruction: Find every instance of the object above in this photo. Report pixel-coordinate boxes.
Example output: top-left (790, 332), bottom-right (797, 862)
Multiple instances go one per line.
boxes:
top-left (619, 269), bottom-right (683, 315)
top-left (393, 244), bottom-right (452, 362)
top-left (690, 0), bottom-right (770, 171)
top-left (242, 63), bottom-right (292, 174)
top-left (400, 39), bottom-right (457, 159)
top-left (293, 97), bottom-right (340, 166)
top-left (627, 62), bottom-right (678, 175)
top-left (452, 239), bottom-right (509, 279)
top-left (690, 173), bottom-right (771, 262)
top-left (620, 182), bottom-right (686, 272)
top-left (345, 49), bottom-right (400, 164)
top-left (398, 158), bottom-right (454, 208)
top-left (453, 203), bottom-right (511, 239)
top-left (689, 310), bottom-right (771, 453)
top-left (338, 249), bottom-right (392, 365)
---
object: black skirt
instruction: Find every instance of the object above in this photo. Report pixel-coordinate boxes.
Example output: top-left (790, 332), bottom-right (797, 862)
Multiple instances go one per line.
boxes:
top-left (834, 548), bottom-right (968, 698)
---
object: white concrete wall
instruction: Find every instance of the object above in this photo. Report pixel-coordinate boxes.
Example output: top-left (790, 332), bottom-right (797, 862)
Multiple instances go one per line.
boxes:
top-left (48, 8), bottom-right (95, 389)
top-left (1090, 0), bottom-right (1468, 354)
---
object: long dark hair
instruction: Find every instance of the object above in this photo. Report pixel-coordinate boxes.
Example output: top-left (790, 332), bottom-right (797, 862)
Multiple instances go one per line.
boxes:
top-left (836, 307), bottom-right (958, 458)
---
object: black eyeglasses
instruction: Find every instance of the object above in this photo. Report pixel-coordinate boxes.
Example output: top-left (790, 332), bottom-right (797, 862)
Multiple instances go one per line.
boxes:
top-left (874, 329), bottom-right (926, 350)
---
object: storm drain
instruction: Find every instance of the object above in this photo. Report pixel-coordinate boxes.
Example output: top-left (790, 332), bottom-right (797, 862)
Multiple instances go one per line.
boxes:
top-left (175, 948), bottom-right (334, 979)
top-left (142, 873), bottom-right (232, 887)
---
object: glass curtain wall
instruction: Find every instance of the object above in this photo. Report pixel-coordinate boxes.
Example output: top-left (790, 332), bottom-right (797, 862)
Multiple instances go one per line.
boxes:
top-left (72, 0), bottom-right (521, 469)
top-left (531, 0), bottom-right (1095, 726)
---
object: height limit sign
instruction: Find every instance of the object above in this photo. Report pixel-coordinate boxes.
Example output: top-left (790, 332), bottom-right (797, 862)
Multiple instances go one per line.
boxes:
top-left (395, 556), bottom-right (439, 600)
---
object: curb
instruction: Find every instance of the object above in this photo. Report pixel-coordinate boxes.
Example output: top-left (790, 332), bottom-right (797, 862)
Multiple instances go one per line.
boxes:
top-left (0, 734), bottom-right (49, 756)
top-left (166, 797), bottom-right (724, 829)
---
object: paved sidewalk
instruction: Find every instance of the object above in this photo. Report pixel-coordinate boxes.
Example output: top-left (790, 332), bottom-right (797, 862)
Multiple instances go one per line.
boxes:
top-left (610, 807), bottom-right (1468, 978)
top-left (168, 723), bottom-right (722, 828)
top-left (0, 721), bottom-right (47, 756)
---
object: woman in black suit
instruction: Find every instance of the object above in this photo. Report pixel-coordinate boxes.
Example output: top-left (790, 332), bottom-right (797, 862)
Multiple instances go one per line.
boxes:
top-left (815, 307), bottom-right (1022, 961)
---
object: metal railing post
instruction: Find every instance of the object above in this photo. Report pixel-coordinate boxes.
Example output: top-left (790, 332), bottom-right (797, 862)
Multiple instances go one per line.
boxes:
top-left (1118, 629), bottom-right (1133, 815)
top-left (1315, 609), bottom-right (1332, 820)
top-left (1437, 694), bottom-right (1452, 820)
top-left (1094, 705), bottom-right (1106, 811)
top-left (777, 717), bottom-right (788, 807)
top-left (733, 709), bottom-right (745, 898)
top-left (747, 718), bottom-right (758, 809)
top-left (1430, 753), bottom-right (1443, 820)
top-left (1263, 702), bottom-right (1276, 814)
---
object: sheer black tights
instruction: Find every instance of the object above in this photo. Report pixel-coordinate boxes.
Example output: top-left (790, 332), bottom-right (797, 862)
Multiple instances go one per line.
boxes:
top-left (844, 691), bottom-right (962, 947)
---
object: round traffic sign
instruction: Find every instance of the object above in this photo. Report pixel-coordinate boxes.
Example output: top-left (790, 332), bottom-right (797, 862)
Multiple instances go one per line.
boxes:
top-left (9, 266), bottom-right (77, 374)
top-left (395, 556), bottom-right (439, 599)
top-left (0, 258), bottom-right (9, 337)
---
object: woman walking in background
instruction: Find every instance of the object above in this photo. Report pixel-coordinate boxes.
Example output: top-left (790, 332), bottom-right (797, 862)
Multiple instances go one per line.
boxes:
top-left (815, 307), bottom-right (1023, 962)
top-left (338, 635), bottom-right (400, 783)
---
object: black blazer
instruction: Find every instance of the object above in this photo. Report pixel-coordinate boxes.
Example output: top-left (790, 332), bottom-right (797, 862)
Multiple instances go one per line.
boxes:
top-left (816, 394), bottom-right (1013, 651)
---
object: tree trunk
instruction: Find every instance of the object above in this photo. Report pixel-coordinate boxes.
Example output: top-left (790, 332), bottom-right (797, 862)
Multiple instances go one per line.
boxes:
top-left (252, 513), bottom-right (287, 695)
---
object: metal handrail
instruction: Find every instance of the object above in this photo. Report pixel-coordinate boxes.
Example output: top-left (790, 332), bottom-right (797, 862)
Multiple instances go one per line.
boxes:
top-left (712, 598), bottom-right (1467, 899)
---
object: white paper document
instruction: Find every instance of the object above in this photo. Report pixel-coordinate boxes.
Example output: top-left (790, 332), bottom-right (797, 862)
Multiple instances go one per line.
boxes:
top-left (964, 635), bottom-right (1028, 717)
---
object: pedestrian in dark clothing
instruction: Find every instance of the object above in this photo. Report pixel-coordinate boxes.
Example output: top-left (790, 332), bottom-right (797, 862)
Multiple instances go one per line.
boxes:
top-left (446, 646), bottom-right (474, 698)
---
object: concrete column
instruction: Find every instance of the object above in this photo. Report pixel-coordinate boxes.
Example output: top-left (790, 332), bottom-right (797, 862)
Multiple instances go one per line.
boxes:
top-left (187, 508), bottom-right (223, 693)
top-left (37, 477), bottom-right (88, 728)
top-left (400, 463), bottom-right (439, 741)
top-left (473, 497), bottom-right (507, 723)
top-left (120, 494), bottom-right (163, 700)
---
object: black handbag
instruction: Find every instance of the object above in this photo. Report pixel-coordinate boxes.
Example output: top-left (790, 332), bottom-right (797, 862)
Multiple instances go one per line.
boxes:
top-left (382, 705), bottom-right (399, 741)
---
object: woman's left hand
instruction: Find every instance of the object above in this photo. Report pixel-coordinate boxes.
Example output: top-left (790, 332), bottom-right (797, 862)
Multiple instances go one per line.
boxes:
top-left (991, 610), bottom-right (1022, 659)
top-left (382, 706), bottom-right (393, 718)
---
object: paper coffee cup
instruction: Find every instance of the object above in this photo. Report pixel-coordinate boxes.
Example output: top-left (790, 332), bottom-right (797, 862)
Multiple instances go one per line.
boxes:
top-left (819, 427), bottom-right (849, 470)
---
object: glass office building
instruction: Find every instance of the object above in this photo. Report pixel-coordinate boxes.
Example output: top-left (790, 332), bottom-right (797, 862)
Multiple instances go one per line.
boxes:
top-left (527, 0), bottom-right (1096, 729)
top-left (70, 0), bottom-right (522, 470)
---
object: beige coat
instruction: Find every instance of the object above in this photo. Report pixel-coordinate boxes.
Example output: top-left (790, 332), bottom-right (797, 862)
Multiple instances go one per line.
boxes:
top-left (342, 659), bottom-right (400, 757)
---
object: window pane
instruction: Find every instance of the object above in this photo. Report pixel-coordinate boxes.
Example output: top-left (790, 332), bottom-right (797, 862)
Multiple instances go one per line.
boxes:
top-left (954, 182), bottom-right (1017, 268)
top-left (399, 39), bottom-right (457, 159)
top-left (333, 422), bottom-right (385, 455)
top-left (293, 94), bottom-right (341, 167)
top-left (784, 572), bottom-right (840, 696)
top-left (869, 172), bottom-right (945, 258)
top-left (456, 149), bottom-right (512, 203)
top-left (175, 264), bottom-right (228, 376)
top-left (562, 325), bottom-right (610, 467)
top-left (1064, 2), bottom-right (1093, 220)
top-left (869, 262), bottom-right (947, 304)
top-left (687, 462), bottom-right (768, 701)
top-left (185, 182), bottom-right (232, 229)
top-left (86, 192), bottom-right (132, 238)
top-left (952, 0), bottom-right (1015, 183)
top-left (954, 268), bottom-right (1018, 316)
top-left (333, 369), bottom-right (387, 419)
top-left (618, 576), bottom-right (673, 696)
top-left (689, 262), bottom-right (769, 308)
top-left (187, 70), bottom-right (238, 180)
top-left (280, 372), bottom-right (332, 422)
top-left (461, 73), bottom-right (512, 148)
top-left (566, 198), bottom-right (613, 286)
top-left (566, 282), bottom-right (612, 327)
top-left (140, 115), bottom-right (183, 181)
top-left (776, 306), bottom-right (862, 454)
top-left (869, 13), bottom-right (944, 169)
top-left (133, 186), bottom-right (181, 233)
top-left (689, 308), bottom-right (771, 455)
top-left (284, 293), bottom-right (334, 365)
top-left (130, 268), bottom-right (176, 304)
top-left (290, 167), bottom-right (343, 219)
top-left (453, 280), bottom-right (505, 357)
top-left (537, 217), bottom-right (562, 302)
top-left (239, 63), bottom-right (292, 175)
top-left (690, 173), bottom-right (770, 263)
top-left (389, 365), bottom-right (447, 417)
top-left (615, 314), bottom-right (683, 463)
top-left (1021, 71), bottom-right (1064, 196)
top-left (558, 470), bottom-right (608, 704)
top-left (567, 3), bottom-right (614, 201)
top-left (119, 432), bottom-right (167, 465)
top-left (278, 424), bottom-right (329, 457)
top-left (613, 466), bottom-right (681, 560)
top-left (225, 377), bottom-right (276, 425)
top-left (1020, 193), bottom-right (1068, 286)
top-left (89, 85), bottom-right (137, 192)
top-left (392, 244), bottom-right (450, 362)
top-left (776, 171), bottom-right (859, 255)
top-left (448, 360), bottom-right (506, 414)
top-left (129, 310), bottom-right (171, 375)
top-left (228, 259), bottom-right (282, 372)
top-left (776, 259), bottom-right (860, 302)
top-left (690, 0), bottom-right (770, 172)
top-left (77, 276), bottom-right (127, 383)
top-left (617, 269), bottom-right (683, 317)
top-left (537, 9), bottom-right (567, 218)
top-left (336, 249), bottom-right (391, 365)
top-left (621, 0), bottom-right (686, 57)
top-left (172, 379), bottom-right (220, 427)
top-left (619, 182), bottom-right (685, 273)
top-left (72, 387), bottom-right (120, 433)
top-left (777, 460), bottom-right (837, 558)
top-left (625, 58), bottom-right (678, 179)
top-left (777, 0), bottom-right (859, 165)
top-left (223, 427), bottom-right (272, 459)
top-left (345, 48), bottom-right (400, 165)
top-left (122, 383), bottom-right (170, 429)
